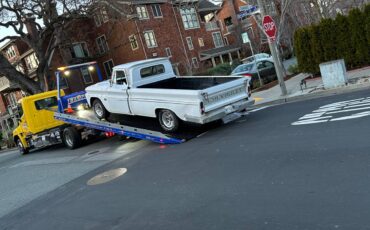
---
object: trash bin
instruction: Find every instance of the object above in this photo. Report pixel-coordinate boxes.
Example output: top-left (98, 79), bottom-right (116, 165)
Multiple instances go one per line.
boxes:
top-left (319, 59), bottom-right (348, 89)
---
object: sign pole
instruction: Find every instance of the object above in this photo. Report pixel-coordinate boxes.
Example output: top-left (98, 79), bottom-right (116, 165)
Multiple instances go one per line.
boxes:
top-left (242, 32), bottom-right (263, 87)
top-left (257, 0), bottom-right (287, 96)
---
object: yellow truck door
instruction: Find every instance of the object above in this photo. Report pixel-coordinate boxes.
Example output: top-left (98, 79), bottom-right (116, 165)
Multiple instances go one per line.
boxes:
top-left (22, 90), bottom-right (65, 134)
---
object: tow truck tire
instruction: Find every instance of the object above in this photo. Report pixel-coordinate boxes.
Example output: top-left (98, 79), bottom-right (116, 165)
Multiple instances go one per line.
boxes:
top-left (17, 139), bottom-right (29, 155)
top-left (92, 99), bottom-right (109, 120)
top-left (63, 127), bottom-right (82, 149)
top-left (158, 109), bottom-right (179, 132)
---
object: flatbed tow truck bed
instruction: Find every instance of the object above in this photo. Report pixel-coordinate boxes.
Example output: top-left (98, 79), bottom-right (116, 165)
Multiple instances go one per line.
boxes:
top-left (54, 109), bottom-right (219, 144)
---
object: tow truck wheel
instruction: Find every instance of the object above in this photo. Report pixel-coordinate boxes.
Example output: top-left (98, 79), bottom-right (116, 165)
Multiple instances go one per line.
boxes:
top-left (158, 109), bottom-right (179, 132)
top-left (92, 99), bottom-right (109, 120)
top-left (17, 139), bottom-right (29, 155)
top-left (63, 127), bottom-right (82, 149)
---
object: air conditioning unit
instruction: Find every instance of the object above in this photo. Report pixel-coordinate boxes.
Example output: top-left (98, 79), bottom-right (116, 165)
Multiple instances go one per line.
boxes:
top-left (152, 53), bottom-right (158, 57)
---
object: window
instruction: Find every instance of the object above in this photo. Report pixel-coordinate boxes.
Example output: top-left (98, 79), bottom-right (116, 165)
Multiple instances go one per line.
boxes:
top-left (224, 17), bottom-right (233, 26)
top-left (136, 6), bottom-right (149, 19)
top-left (151, 4), bottom-right (162, 18)
top-left (165, 47), bottom-right (172, 57)
top-left (212, 32), bottom-right (224, 48)
top-left (103, 59), bottom-right (114, 78)
top-left (192, 57), bottom-right (199, 68)
top-left (186, 37), bottom-right (194, 50)
top-left (143, 31), bottom-right (157, 48)
top-left (69, 43), bottom-right (89, 58)
top-left (94, 8), bottom-right (109, 27)
top-left (59, 76), bottom-right (68, 89)
top-left (6, 93), bottom-right (17, 108)
top-left (101, 8), bottom-right (109, 22)
top-left (129, 35), bottom-right (139, 50)
top-left (35, 97), bottom-right (58, 110)
top-left (140, 64), bottom-right (165, 78)
top-left (25, 53), bottom-right (39, 70)
top-left (16, 64), bottom-right (25, 74)
top-left (223, 37), bottom-right (229, 45)
top-left (96, 35), bottom-right (109, 54)
top-left (81, 67), bottom-right (93, 84)
top-left (115, 70), bottom-right (126, 85)
top-left (180, 7), bottom-right (200, 29)
top-left (6, 46), bottom-right (16, 59)
top-left (198, 38), bottom-right (204, 47)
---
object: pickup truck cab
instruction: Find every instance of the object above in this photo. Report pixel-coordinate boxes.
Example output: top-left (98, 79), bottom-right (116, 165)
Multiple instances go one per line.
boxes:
top-left (86, 58), bottom-right (254, 132)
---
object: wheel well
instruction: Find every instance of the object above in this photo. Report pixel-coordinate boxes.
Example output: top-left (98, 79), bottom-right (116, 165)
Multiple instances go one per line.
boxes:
top-left (155, 109), bottom-right (179, 118)
top-left (90, 97), bottom-right (99, 106)
top-left (155, 108), bottom-right (162, 117)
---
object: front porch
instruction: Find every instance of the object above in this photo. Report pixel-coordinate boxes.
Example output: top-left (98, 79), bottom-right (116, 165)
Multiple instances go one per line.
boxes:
top-left (200, 45), bottom-right (241, 68)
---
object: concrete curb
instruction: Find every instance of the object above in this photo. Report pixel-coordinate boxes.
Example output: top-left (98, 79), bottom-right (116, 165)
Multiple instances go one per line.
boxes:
top-left (252, 82), bottom-right (370, 108)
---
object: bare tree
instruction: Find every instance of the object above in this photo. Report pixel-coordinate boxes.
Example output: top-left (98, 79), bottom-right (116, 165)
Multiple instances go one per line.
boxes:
top-left (0, 0), bottom-right (135, 94)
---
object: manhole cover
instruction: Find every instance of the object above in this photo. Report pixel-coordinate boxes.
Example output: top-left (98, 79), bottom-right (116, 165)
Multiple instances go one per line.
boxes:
top-left (87, 168), bottom-right (127, 186)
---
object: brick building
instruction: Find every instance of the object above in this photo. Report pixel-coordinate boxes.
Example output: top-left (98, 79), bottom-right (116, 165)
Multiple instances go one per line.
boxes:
top-left (44, 0), bottom-right (245, 94)
top-left (0, 39), bottom-right (39, 138)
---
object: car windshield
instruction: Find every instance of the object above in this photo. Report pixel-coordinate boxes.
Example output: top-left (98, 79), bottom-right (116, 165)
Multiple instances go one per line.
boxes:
top-left (232, 64), bottom-right (254, 74)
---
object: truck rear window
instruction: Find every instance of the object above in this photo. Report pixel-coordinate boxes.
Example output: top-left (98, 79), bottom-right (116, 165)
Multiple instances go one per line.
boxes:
top-left (140, 64), bottom-right (165, 78)
top-left (35, 97), bottom-right (58, 110)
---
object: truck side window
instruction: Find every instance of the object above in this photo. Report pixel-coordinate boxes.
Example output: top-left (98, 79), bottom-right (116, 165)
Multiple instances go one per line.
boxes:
top-left (140, 64), bottom-right (165, 78)
top-left (35, 97), bottom-right (58, 110)
top-left (115, 71), bottom-right (127, 85)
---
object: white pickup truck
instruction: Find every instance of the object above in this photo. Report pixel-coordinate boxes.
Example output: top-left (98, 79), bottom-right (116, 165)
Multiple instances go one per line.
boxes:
top-left (85, 58), bottom-right (254, 132)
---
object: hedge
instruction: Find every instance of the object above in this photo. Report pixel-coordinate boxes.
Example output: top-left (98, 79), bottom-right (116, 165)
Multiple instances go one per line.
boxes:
top-left (294, 5), bottom-right (370, 73)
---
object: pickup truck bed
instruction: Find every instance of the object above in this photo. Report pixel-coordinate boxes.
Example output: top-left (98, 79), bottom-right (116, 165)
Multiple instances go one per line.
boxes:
top-left (138, 77), bottom-right (241, 90)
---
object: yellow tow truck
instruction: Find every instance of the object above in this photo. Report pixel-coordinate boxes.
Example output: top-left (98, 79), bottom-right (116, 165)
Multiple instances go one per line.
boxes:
top-left (13, 90), bottom-right (91, 154)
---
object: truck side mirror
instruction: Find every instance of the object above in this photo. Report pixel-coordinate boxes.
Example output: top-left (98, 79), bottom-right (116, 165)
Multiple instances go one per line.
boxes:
top-left (109, 79), bottom-right (113, 87)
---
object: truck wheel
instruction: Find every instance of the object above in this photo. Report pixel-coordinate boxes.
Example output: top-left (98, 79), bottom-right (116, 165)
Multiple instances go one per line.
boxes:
top-left (92, 99), bottom-right (109, 120)
top-left (17, 139), bottom-right (29, 155)
top-left (63, 127), bottom-right (82, 149)
top-left (158, 110), bottom-right (179, 132)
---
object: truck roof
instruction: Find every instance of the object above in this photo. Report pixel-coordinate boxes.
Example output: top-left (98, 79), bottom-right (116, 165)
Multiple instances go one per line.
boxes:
top-left (113, 58), bottom-right (169, 70)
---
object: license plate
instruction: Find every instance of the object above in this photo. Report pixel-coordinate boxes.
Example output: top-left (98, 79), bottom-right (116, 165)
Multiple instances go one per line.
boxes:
top-left (225, 105), bottom-right (234, 114)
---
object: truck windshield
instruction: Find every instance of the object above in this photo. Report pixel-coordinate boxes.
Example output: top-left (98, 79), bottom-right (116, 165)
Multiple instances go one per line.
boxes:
top-left (35, 97), bottom-right (58, 110)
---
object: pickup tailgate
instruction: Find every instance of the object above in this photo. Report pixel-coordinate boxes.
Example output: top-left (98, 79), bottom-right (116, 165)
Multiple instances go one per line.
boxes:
top-left (201, 78), bottom-right (249, 113)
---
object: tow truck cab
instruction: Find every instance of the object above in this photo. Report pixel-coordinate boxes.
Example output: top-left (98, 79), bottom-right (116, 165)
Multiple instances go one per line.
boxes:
top-left (13, 90), bottom-right (66, 154)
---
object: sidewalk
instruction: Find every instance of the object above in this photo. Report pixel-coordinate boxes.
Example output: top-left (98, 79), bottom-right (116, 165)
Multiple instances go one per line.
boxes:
top-left (252, 66), bottom-right (370, 106)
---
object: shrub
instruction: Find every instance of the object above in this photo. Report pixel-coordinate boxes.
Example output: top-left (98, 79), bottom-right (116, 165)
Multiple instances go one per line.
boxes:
top-left (287, 64), bottom-right (300, 75)
top-left (293, 4), bottom-right (370, 73)
top-left (207, 63), bottom-right (232, 76)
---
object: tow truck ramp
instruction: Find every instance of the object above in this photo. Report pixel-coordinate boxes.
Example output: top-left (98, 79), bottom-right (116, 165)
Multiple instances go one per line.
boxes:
top-left (54, 110), bottom-right (184, 144)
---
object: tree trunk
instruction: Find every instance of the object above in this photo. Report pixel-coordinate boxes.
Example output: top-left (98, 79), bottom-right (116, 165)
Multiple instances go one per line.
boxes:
top-left (0, 54), bottom-right (42, 95)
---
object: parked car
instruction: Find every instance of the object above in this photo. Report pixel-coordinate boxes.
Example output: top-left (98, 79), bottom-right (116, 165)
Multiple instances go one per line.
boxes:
top-left (241, 53), bottom-right (273, 64)
top-left (85, 58), bottom-right (254, 132)
top-left (231, 60), bottom-right (277, 88)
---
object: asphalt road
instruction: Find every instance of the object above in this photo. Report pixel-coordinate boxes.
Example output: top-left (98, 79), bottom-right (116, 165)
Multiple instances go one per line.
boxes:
top-left (2, 89), bottom-right (370, 230)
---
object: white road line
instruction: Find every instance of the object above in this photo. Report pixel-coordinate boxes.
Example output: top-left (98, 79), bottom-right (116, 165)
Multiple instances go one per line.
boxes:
top-left (331, 111), bottom-right (370, 121)
top-left (326, 106), bottom-right (370, 115)
top-left (249, 106), bottom-right (270, 113)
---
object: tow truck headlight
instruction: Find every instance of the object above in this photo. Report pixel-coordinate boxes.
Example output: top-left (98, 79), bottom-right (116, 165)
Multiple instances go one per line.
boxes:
top-left (77, 104), bottom-right (85, 111)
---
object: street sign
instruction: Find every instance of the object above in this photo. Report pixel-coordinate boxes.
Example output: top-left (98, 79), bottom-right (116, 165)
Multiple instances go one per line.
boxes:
top-left (237, 5), bottom-right (258, 19)
top-left (262, 15), bottom-right (277, 41)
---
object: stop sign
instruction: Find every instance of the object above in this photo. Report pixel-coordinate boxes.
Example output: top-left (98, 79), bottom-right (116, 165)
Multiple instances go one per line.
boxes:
top-left (262, 15), bottom-right (277, 40)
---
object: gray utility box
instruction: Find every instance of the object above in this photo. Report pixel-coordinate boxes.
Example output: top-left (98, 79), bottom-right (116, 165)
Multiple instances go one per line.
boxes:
top-left (319, 59), bottom-right (348, 89)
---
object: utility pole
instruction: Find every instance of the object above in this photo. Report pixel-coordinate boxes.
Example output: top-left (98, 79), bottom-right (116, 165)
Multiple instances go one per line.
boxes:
top-left (256, 0), bottom-right (287, 96)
